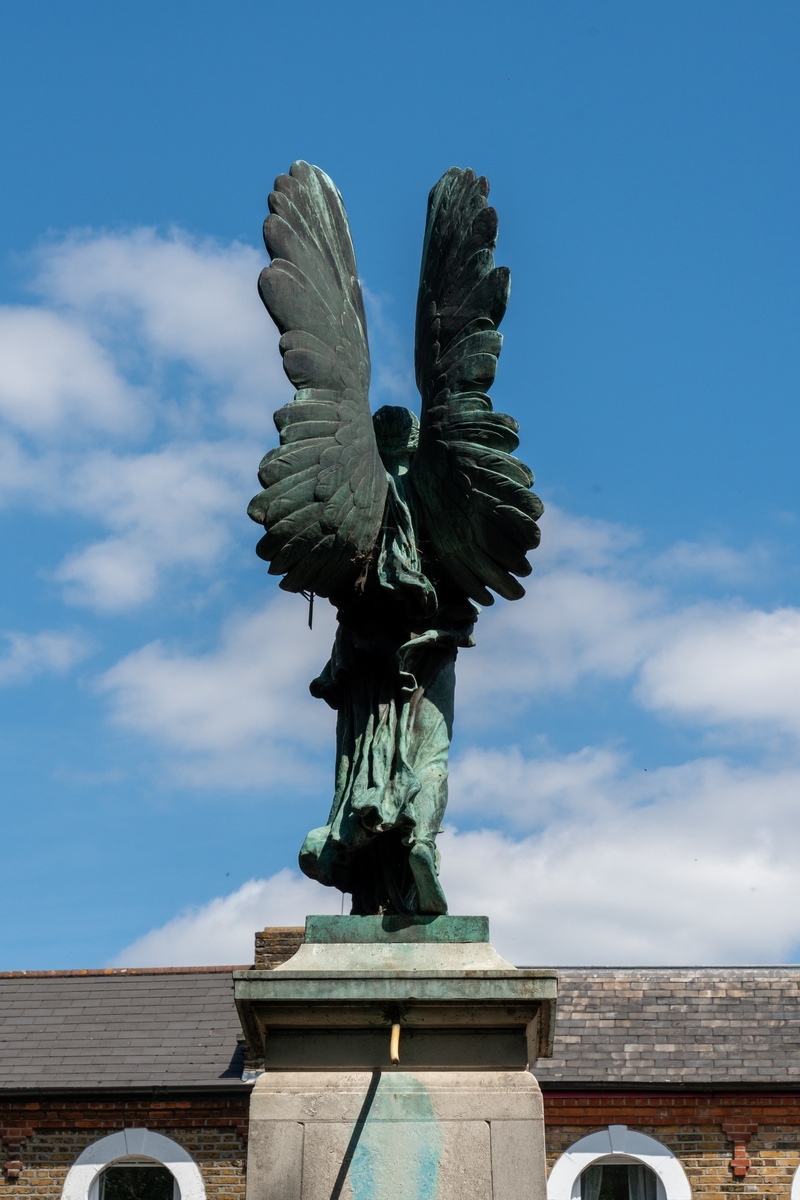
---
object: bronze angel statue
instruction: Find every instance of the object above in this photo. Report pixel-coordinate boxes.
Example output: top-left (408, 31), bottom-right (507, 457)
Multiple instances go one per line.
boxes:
top-left (248, 162), bottom-right (543, 916)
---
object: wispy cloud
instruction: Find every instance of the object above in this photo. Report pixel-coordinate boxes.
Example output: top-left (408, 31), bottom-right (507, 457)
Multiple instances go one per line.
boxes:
top-left (104, 502), bottom-right (800, 966)
top-left (34, 227), bottom-right (282, 431)
top-left (53, 442), bottom-right (251, 610)
top-left (0, 307), bottom-right (144, 436)
top-left (97, 591), bottom-right (336, 786)
top-left (0, 630), bottom-right (90, 686)
top-left (442, 748), bottom-right (800, 965)
top-left (110, 747), bottom-right (800, 967)
top-left (652, 539), bottom-right (761, 583)
top-left (638, 605), bottom-right (800, 734)
top-left (459, 505), bottom-right (800, 744)
top-left (112, 871), bottom-right (339, 967)
top-left (0, 228), bottom-right (287, 612)
top-left (9, 224), bottom-right (799, 969)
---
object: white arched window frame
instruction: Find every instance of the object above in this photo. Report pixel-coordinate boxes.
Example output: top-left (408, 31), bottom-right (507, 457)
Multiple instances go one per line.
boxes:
top-left (789, 1162), bottom-right (800, 1200)
top-left (547, 1125), bottom-right (691, 1200)
top-left (61, 1130), bottom-right (206, 1200)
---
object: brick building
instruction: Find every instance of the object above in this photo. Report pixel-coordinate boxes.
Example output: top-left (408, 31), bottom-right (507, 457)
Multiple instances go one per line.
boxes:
top-left (2, 944), bottom-right (800, 1200)
top-left (535, 968), bottom-right (800, 1200)
top-left (0, 967), bottom-right (251, 1200)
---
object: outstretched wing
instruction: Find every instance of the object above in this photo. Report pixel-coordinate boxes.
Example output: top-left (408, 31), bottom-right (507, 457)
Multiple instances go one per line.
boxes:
top-left (247, 161), bottom-right (387, 597)
top-left (408, 167), bottom-right (543, 607)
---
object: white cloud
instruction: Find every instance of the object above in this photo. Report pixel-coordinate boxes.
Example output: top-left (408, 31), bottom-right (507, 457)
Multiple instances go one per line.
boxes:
top-left (112, 870), bottom-right (339, 967)
top-left (94, 504), bottom-right (800, 967)
top-left (88, 487), bottom-right (800, 804)
top-left (459, 568), bottom-right (660, 701)
top-left (113, 745), bottom-right (800, 967)
top-left (35, 228), bottom-right (285, 432)
top-left (638, 606), bottom-right (800, 734)
top-left (653, 539), bottom-right (758, 583)
top-left (449, 745), bottom-right (622, 829)
top-left (6, 223), bottom-right (799, 970)
top-left (457, 509), bottom-right (663, 708)
top-left (97, 591), bottom-right (337, 786)
top-left (0, 630), bottom-right (90, 685)
top-left (0, 227), bottom-right (290, 609)
top-left (0, 307), bottom-right (142, 435)
top-left (0, 433), bottom-right (42, 497)
top-left (444, 746), bottom-right (800, 964)
top-left (457, 505), bottom-right (800, 746)
top-left (535, 505), bottom-right (641, 570)
top-left (54, 442), bottom-right (251, 610)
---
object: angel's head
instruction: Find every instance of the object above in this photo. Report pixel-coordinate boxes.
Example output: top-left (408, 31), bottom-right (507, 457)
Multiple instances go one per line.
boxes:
top-left (372, 405), bottom-right (419, 473)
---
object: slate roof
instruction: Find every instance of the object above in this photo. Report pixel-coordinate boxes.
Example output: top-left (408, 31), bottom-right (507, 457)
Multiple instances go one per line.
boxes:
top-left (4, 964), bottom-right (800, 1092)
top-left (0, 968), bottom-right (249, 1092)
top-left (532, 967), bottom-right (800, 1089)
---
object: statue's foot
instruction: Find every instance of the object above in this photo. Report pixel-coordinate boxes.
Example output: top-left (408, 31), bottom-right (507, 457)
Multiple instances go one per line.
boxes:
top-left (408, 841), bottom-right (448, 914)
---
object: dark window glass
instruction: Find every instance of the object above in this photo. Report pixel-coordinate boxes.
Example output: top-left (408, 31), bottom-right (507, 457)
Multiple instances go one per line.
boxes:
top-left (100, 1166), bottom-right (175, 1200)
top-left (580, 1164), bottom-right (658, 1200)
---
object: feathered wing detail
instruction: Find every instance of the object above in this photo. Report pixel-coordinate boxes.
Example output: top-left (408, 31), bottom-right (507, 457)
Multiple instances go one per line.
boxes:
top-left (408, 168), bottom-right (543, 606)
top-left (247, 161), bottom-right (388, 597)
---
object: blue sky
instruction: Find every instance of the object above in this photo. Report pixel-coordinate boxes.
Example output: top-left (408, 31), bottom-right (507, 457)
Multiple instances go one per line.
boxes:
top-left (1, 1), bottom-right (800, 968)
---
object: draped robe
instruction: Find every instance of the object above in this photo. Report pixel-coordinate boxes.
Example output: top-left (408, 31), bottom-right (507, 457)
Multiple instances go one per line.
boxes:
top-left (298, 463), bottom-right (476, 915)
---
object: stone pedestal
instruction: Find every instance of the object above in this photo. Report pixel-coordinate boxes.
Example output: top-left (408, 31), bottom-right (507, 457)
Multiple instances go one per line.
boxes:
top-left (234, 916), bottom-right (557, 1200)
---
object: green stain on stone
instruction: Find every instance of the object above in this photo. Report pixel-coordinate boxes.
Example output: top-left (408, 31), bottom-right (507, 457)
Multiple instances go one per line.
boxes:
top-left (350, 1074), bottom-right (441, 1200)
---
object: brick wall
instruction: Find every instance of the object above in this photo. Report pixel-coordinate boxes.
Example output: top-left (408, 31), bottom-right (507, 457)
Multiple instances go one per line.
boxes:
top-left (253, 928), bottom-right (304, 970)
top-left (544, 1094), bottom-right (800, 1199)
top-left (0, 1095), bottom-right (249, 1198)
top-left (5, 1087), bottom-right (800, 1198)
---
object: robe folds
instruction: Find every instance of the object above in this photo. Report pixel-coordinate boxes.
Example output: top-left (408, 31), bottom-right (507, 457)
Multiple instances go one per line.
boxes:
top-left (298, 471), bottom-right (476, 915)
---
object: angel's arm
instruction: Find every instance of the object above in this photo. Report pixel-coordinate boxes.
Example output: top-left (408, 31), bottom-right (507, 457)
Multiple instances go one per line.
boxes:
top-left (408, 167), bottom-right (543, 606)
top-left (248, 161), bottom-right (387, 598)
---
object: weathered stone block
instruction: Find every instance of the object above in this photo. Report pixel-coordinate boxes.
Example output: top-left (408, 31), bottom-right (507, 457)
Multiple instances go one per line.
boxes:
top-left (247, 1070), bottom-right (546, 1200)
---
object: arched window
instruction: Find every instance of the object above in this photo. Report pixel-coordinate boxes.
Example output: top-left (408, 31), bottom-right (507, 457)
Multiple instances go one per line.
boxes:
top-left (790, 1161), bottom-right (800, 1200)
top-left (547, 1126), bottom-right (691, 1200)
top-left (95, 1158), bottom-right (176, 1200)
top-left (61, 1131), bottom-right (206, 1200)
top-left (577, 1158), bottom-right (661, 1200)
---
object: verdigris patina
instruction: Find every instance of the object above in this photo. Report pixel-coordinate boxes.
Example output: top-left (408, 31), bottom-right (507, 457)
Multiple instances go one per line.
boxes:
top-left (248, 162), bottom-right (542, 916)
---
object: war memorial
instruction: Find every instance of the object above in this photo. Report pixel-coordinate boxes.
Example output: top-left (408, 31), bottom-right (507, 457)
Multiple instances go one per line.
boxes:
top-left (236, 160), bottom-right (557, 1200)
top-left (2, 164), bottom-right (800, 1200)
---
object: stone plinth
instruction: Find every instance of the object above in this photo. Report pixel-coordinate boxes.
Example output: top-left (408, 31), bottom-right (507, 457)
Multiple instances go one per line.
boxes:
top-left (247, 1070), bottom-right (545, 1200)
top-left (234, 915), bottom-right (557, 1200)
